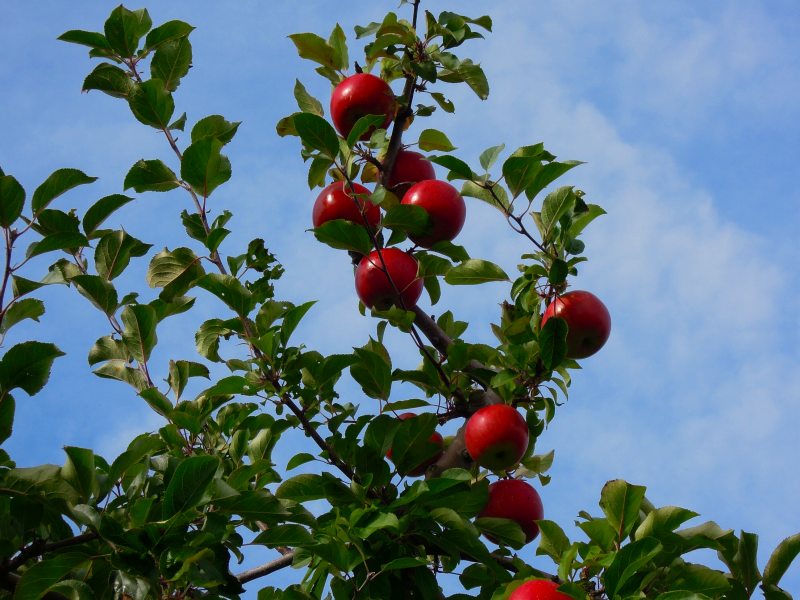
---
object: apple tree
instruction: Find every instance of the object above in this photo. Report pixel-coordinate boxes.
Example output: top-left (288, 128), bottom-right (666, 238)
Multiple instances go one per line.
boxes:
top-left (0, 2), bottom-right (797, 599)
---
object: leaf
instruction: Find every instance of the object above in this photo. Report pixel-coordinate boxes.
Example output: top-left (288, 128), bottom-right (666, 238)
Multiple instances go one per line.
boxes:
top-left (635, 506), bottom-right (699, 542)
top-left (418, 128), bottom-right (456, 152)
top-left (313, 220), bottom-right (373, 256)
top-left (525, 160), bottom-right (583, 201)
top-left (151, 37), bottom-right (192, 91)
top-left (461, 180), bottom-right (509, 212)
top-left (0, 341), bottom-right (64, 397)
top-left (0, 298), bottom-right (45, 334)
top-left (350, 348), bottom-right (392, 400)
top-left (181, 138), bottom-right (232, 197)
top-left (346, 114), bottom-right (385, 148)
top-left (328, 24), bottom-right (348, 71)
top-left (569, 203), bottom-right (606, 238)
top-left (276, 474), bottom-right (330, 502)
top-left (124, 159), bottom-right (179, 193)
top-left (599, 479), bottom-right (648, 542)
top-left (26, 232), bottom-right (88, 259)
top-left (58, 29), bottom-right (111, 51)
top-left (536, 519), bottom-right (571, 561)
top-left (167, 360), bottom-right (209, 400)
top-left (293, 79), bottom-right (324, 116)
top-left (293, 112), bottom-right (340, 158)
top-left (457, 61), bottom-right (489, 99)
top-left (0, 393), bottom-right (14, 445)
top-left (195, 318), bottom-right (241, 362)
top-left (444, 259), bottom-right (508, 285)
top-left (88, 335), bottom-right (128, 366)
top-left (162, 455), bottom-right (220, 518)
top-left (195, 273), bottom-right (254, 316)
top-left (479, 144), bottom-right (505, 172)
top-left (93, 359), bottom-right (148, 391)
top-left (32, 168), bottom-right (97, 215)
top-left (191, 115), bottom-right (241, 145)
top-left (429, 155), bottom-right (475, 181)
top-left (128, 79), bottom-right (175, 129)
top-left (71, 274), bottom-right (118, 315)
top-left (140, 387), bottom-right (172, 417)
top-left (503, 155), bottom-right (542, 199)
top-left (82, 63), bottom-right (135, 98)
top-left (603, 537), bottom-right (662, 597)
top-left (62, 446), bottom-right (97, 500)
top-left (146, 247), bottom-right (205, 300)
top-left (286, 453), bottom-right (316, 470)
top-left (255, 524), bottom-right (314, 547)
top-left (764, 533), bottom-right (800, 588)
top-left (120, 304), bottom-right (158, 363)
top-left (539, 316), bottom-right (568, 370)
top-left (288, 32), bottom-right (339, 69)
top-left (540, 186), bottom-right (576, 236)
top-left (382, 204), bottom-right (431, 237)
top-left (83, 194), bottom-right (134, 236)
top-left (281, 301), bottom-right (316, 345)
top-left (14, 552), bottom-right (89, 600)
top-left (104, 5), bottom-right (151, 57)
top-left (0, 174), bottom-right (25, 227)
top-left (95, 230), bottom-right (152, 281)
top-left (144, 20), bottom-right (194, 51)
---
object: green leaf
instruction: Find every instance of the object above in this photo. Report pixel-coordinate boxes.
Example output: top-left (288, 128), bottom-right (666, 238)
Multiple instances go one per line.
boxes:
top-left (124, 159), bottom-right (179, 193)
top-left (293, 112), bottom-right (340, 158)
top-left (0, 393), bottom-right (14, 444)
top-left (350, 348), bottom-right (392, 400)
top-left (71, 274), bottom-right (118, 315)
top-left (88, 335), bottom-right (128, 366)
top-left (382, 204), bottom-right (431, 237)
top-left (525, 160), bottom-right (583, 200)
top-left (145, 20), bottom-right (194, 51)
top-left (0, 174), bottom-right (25, 227)
top-left (32, 168), bottom-right (97, 215)
top-left (603, 537), bottom-right (662, 597)
top-left (429, 155), bottom-right (475, 180)
top-left (95, 230), bottom-right (152, 281)
top-left (281, 301), bottom-right (316, 345)
top-left (147, 247), bottom-right (205, 300)
top-left (26, 232), bottom-right (88, 259)
top-left (121, 304), bottom-right (158, 363)
top-left (169, 112), bottom-right (187, 131)
top-left (195, 318), bottom-right (241, 362)
top-left (195, 273), bottom-right (254, 316)
top-left (140, 387), bottom-right (172, 417)
top-left (540, 186), bottom-right (576, 236)
top-left (313, 220), bottom-right (373, 256)
top-left (461, 180), bottom-right (509, 212)
top-left (181, 138), bottom-right (232, 197)
top-left (418, 128), bottom-right (456, 152)
top-left (502, 155), bottom-right (541, 199)
top-left (328, 24), bottom-right (348, 71)
top-left (83, 194), bottom-right (134, 236)
top-left (536, 519), bottom-right (571, 562)
top-left (479, 144), bottom-right (505, 172)
top-left (128, 79), bottom-right (175, 129)
top-left (62, 446), bottom-right (97, 500)
top-left (14, 552), bottom-right (89, 600)
top-left (167, 359), bottom-right (209, 400)
top-left (307, 157), bottom-right (333, 189)
top-left (599, 479), bottom-right (648, 542)
top-left (456, 60), bottom-right (489, 99)
top-left (391, 412), bottom-right (440, 476)
top-left (151, 37), bottom-right (192, 91)
top-left (764, 533), bottom-right (800, 588)
top-left (0, 341), bottom-right (64, 397)
top-left (93, 359), bottom-right (147, 391)
top-left (0, 298), bottom-right (45, 334)
top-left (288, 32), bottom-right (339, 69)
top-left (539, 316), bottom-right (567, 370)
top-left (191, 115), bottom-right (241, 145)
top-left (569, 204), bottom-right (606, 238)
top-left (58, 29), bottom-right (111, 51)
top-left (474, 517), bottom-right (526, 549)
top-left (666, 564), bottom-right (731, 596)
top-left (286, 453), bottom-right (316, 471)
top-left (444, 259), bottom-right (508, 285)
top-left (346, 114), bottom-right (385, 148)
top-left (276, 473), bottom-right (331, 502)
top-left (255, 524), bottom-right (314, 547)
top-left (82, 63), bottom-right (135, 98)
top-left (163, 455), bottom-right (220, 518)
top-left (635, 506), bottom-right (699, 542)
top-left (104, 5), bottom-right (151, 57)
top-left (293, 80), bottom-right (324, 116)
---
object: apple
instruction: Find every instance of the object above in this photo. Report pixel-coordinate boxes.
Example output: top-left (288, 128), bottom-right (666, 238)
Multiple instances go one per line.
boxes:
top-left (386, 150), bottom-right (436, 196)
top-left (509, 579), bottom-right (571, 600)
top-left (312, 181), bottom-right (380, 230)
top-left (465, 404), bottom-right (529, 471)
top-left (479, 479), bottom-right (543, 543)
top-left (330, 73), bottom-right (396, 139)
top-left (540, 290), bottom-right (611, 359)
top-left (401, 180), bottom-right (466, 248)
top-left (386, 412), bottom-right (444, 477)
top-left (355, 248), bottom-right (423, 310)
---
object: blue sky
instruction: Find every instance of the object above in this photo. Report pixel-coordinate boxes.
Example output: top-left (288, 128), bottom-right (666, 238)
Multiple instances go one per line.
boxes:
top-left (2, 0), bottom-right (799, 596)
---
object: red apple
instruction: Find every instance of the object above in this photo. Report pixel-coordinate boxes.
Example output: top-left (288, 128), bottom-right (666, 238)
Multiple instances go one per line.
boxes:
top-left (509, 579), bottom-right (571, 600)
top-left (387, 412), bottom-right (444, 477)
top-left (401, 180), bottom-right (466, 248)
top-left (479, 479), bottom-right (543, 543)
top-left (465, 404), bottom-right (529, 471)
top-left (330, 73), bottom-right (396, 139)
top-left (355, 248), bottom-right (423, 310)
top-left (312, 181), bottom-right (380, 229)
top-left (540, 290), bottom-right (611, 359)
top-left (386, 150), bottom-right (436, 196)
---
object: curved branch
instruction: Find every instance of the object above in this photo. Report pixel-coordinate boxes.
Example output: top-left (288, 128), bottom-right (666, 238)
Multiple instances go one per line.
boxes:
top-left (236, 553), bottom-right (295, 584)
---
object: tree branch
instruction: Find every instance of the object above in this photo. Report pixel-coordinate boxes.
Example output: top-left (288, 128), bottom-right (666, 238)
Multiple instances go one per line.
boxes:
top-left (236, 553), bottom-right (295, 584)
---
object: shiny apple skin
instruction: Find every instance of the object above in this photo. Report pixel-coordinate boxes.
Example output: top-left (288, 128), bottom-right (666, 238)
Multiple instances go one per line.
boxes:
top-left (541, 290), bottom-right (611, 359)
top-left (465, 404), bottom-right (529, 471)
top-left (312, 181), bottom-right (380, 229)
top-left (479, 479), bottom-right (544, 543)
top-left (386, 150), bottom-right (436, 196)
top-left (509, 579), bottom-right (571, 600)
top-left (355, 248), bottom-right (423, 310)
top-left (330, 73), bottom-right (395, 139)
top-left (401, 180), bottom-right (466, 248)
top-left (387, 412), bottom-right (444, 477)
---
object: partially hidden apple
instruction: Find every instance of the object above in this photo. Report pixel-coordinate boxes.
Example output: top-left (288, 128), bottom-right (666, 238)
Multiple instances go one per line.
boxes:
top-left (312, 181), bottom-right (380, 229)
top-left (355, 248), bottom-right (423, 310)
top-left (509, 579), bottom-right (571, 600)
top-left (330, 73), bottom-right (396, 139)
top-left (386, 149), bottom-right (436, 196)
top-left (479, 479), bottom-right (543, 544)
top-left (401, 179), bottom-right (466, 248)
top-left (386, 412), bottom-right (444, 477)
top-left (540, 290), bottom-right (611, 359)
top-left (465, 404), bottom-right (529, 471)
